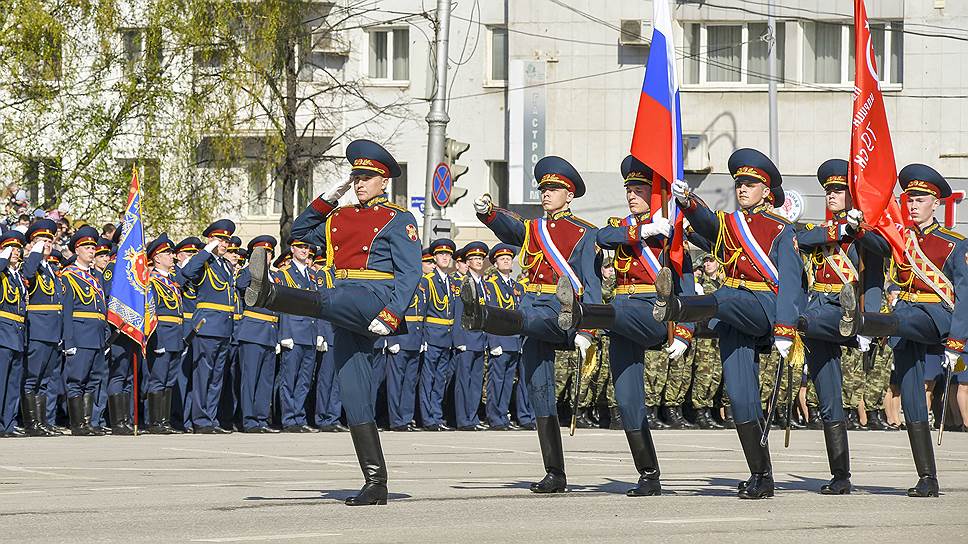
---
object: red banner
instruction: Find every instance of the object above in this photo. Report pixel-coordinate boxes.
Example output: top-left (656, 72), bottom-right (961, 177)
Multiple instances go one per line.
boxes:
top-left (849, 0), bottom-right (906, 264)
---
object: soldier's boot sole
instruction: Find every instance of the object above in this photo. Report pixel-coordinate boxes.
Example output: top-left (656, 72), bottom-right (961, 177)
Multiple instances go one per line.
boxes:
top-left (652, 267), bottom-right (675, 322)
top-left (556, 276), bottom-right (577, 330)
top-left (839, 282), bottom-right (860, 336)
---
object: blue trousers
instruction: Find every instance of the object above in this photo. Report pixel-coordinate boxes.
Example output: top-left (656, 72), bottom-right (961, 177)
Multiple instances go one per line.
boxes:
top-left (65, 348), bottom-right (105, 399)
top-left (43, 361), bottom-right (64, 426)
top-left (218, 343), bottom-right (241, 430)
top-left (455, 349), bottom-right (485, 427)
top-left (240, 342), bottom-right (275, 430)
top-left (191, 336), bottom-right (229, 428)
top-left (485, 351), bottom-right (518, 427)
top-left (108, 340), bottom-right (136, 396)
top-left (517, 293), bottom-right (570, 418)
top-left (609, 295), bottom-right (669, 431)
top-left (371, 350), bottom-right (388, 406)
top-left (332, 328), bottom-right (378, 426)
top-left (514, 355), bottom-right (535, 425)
top-left (24, 339), bottom-right (58, 394)
top-left (419, 345), bottom-right (454, 426)
top-left (315, 347), bottom-right (343, 426)
top-left (173, 346), bottom-right (193, 430)
top-left (278, 344), bottom-right (316, 427)
top-left (889, 303), bottom-right (949, 424)
top-left (386, 349), bottom-right (420, 428)
top-left (710, 288), bottom-right (772, 424)
top-left (0, 348), bottom-right (21, 433)
top-left (800, 296), bottom-right (849, 423)
top-left (146, 350), bottom-right (180, 393)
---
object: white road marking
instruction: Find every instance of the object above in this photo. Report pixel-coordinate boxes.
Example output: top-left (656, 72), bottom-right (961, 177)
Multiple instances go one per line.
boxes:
top-left (190, 533), bottom-right (340, 542)
top-left (0, 465), bottom-right (97, 480)
top-left (165, 447), bottom-right (359, 467)
top-left (644, 517), bottom-right (766, 525)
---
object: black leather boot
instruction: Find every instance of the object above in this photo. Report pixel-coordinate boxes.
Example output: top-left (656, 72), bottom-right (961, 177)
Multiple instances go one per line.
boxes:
top-left (344, 422), bottom-right (389, 506)
top-left (806, 406), bottom-right (823, 430)
top-left (530, 416), bottom-right (567, 493)
top-left (609, 407), bottom-right (624, 430)
top-left (653, 268), bottom-right (719, 322)
top-left (663, 405), bottom-right (695, 429)
top-left (695, 408), bottom-right (724, 430)
top-left (736, 420), bottom-right (774, 499)
top-left (625, 427), bottom-right (661, 496)
top-left (144, 391), bottom-right (169, 434)
top-left (575, 408), bottom-right (596, 429)
top-left (556, 277), bottom-right (616, 330)
top-left (245, 247), bottom-right (322, 315)
top-left (866, 409), bottom-right (889, 431)
top-left (820, 421), bottom-right (852, 495)
top-left (69, 396), bottom-right (96, 436)
top-left (83, 393), bottom-right (106, 436)
top-left (21, 393), bottom-right (52, 437)
top-left (109, 394), bottom-right (134, 435)
top-left (645, 406), bottom-right (668, 430)
top-left (460, 278), bottom-right (525, 335)
top-left (722, 405), bottom-right (736, 429)
top-left (840, 284), bottom-right (899, 337)
top-left (35, 395), bottom-right (62, 435)
top-left (160, 388), bottom-right (180, 433)
top-left (906, 421), bottom-right (939, 497)
top-left (847, 408), bottom-right (868, 431)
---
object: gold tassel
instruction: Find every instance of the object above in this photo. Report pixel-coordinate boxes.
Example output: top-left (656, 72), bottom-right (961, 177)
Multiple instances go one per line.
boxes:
top-left (788, 331), bottom-right (807, 379)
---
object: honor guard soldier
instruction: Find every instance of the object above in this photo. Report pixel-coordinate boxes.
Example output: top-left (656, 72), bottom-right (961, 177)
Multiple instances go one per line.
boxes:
top-left (556, 155), bottom-right (696, 496)
top-left (0, 231), bottom-right (27, 437)
top-left (840, 164), bottom-right (968, 497)
top-left (453, 242), bottom-right (490, 431)
top-left (235, 236), bottom-right (281, 433)
top-left (180, 219), bottom-right (238, 434)
top-left (245, 139), bottom-right (422, 505)
top-left (61, 226), bottom-right (109, 436)
top-left (384, 249), bottom-right (430, 432)
top-left (275, 236), bottom-right (320, 433)
top-left (220, 235), bottom-right (244, 431)
top-left (144, 234), bottom-right (183, 434)
top-left (482, 244), bottom-right (523, 430)
top-left (419, 238), bottom-right (459, 431)
top-left (794, 159), bottom-right (891, 494)
top-left (655, 149), bottom-right (806, 499)
top-left (21, 220), bottom-right (63, 436)
top-left (173, 237), bottom-right (202, 432)
top-left (463, 155), bottom-right (602, 493)
top-left (94, 238), bottom-right (112, 273)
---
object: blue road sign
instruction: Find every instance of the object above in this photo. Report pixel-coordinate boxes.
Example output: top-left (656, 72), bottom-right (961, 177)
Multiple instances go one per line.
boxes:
top-left (432, 163), bottom-right (452, 208)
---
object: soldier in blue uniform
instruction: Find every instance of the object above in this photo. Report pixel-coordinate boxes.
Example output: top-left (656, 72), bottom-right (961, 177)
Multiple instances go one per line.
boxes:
top-left (418, 238), bottom-right (458, 431)
top-left (840, 164), bottom-right (968, 497)
top-left (794, 159), bottom-right (890, 494)
top-left (245, 139), bottom-right (421, 505)
top-left (384, 249), bottom-right (430, 432)
top-left (311, 251), bottom-right (345, 432)
top-left (21, 220), bottom-right (63, 436)
top-left (144, 234), bottom-right (184, 434)
top-left (219, 235), bottom-right (244, 431)
top-left (0, 231), bottom-right (27, 437)
top-left (464, 155), bottom-right (602, 493)
top-left (235, 236), bottom-right (281, 433)
top-left (482, 244), bottom-right (522, 431)
top-left (275, 237), bottom-right (320, 433)
top-left (556, 155), bottom-right (696, 496)
top-left (180, 220), bottom-right (238, 434)
top-left (655, 149), bottom-right (806, 499)
top-left (173, 237), bottom-right (202, 432)
top-left (61, 226), bottom-right (109, 436)
top-left (453, 241), bottom-right (489, 431)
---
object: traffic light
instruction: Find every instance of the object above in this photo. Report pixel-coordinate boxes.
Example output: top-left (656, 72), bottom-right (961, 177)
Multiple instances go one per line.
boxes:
top-left (444, 137), bottom-right (470, 204)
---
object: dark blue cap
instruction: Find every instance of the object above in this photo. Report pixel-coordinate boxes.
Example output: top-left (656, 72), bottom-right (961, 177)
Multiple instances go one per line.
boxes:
top-left (26, 219), bottom-right (57, 241)
top-left (422, 247), bottom-right (434, 262)
top-left (461, 241), bottom-right (489, 260)
top-left (488, 243), bottom-right (518, 262)
top-left (68, 225), bottom-right (100, 252)
top-left (176, 237), bottom-right (202, 253)
top-left (817, 159), bottom-right (849, 190)
top-left (899, 163), bottom-right (951, 199)
top-left (728, 148), bottom-right (784, 207)
top-left (346, 139), bottom-right (402, 178)
top-left (534, 155), bottom-right (585, 198)
top-left (1, 230), bottom-right (26, 249)
top-left (622, 155), bottom-right (654, 187)
top-left (203, 219), bottom-right (236, 239)
top-left (288, 235), bottom-right (311, 247)
top-left (147, 233), bottom-right (175, 259)
top-left (227, 236), bottom-right (242, 251)
top-left (48, 249), bottom-right (63, 267)
top-left (430, 238), bottom-right (455, 255)
top-left (95, 237), bottom-right (113, 255)
top-left (247, 235), bottom-right (277, 254)
top-left (273, 249), bottom-right (292, 269)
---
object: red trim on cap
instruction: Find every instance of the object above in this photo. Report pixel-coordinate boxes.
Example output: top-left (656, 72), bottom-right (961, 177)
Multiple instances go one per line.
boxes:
top-left (538, 173), bottom-right (576, 193)
top-left (149, 242), bottom-right (174, 258)
top-left (490, 249), bottom-right (514, 260)
top-left (1, 239), bottom-right (23, 249)
top-left (734, 166), bottom-right (770, 185)
top-left (73, 237), bottom-right (97, 248)
top-left (208, 229), bottom-right (231, 239)
top-left (432, 246), bottom-right (454, 254)
top-left (252, 241), bottom-right (274, 250)
top-left (352, 158), bottom-right (389, 177)
top-left (464, 249), bottom-right (486, 258)
top-left (904, 179), bottom-right (941, 198)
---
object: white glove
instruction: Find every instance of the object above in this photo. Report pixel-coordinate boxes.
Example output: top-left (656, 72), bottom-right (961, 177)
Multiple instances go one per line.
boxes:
top-left (64, 347), bottom-right (77, 356)
top-left (575, 333), bottom-right (592, 360)
top-left (0, 247), bottom-right (11, 260)
top-left (694, 283), bottom-right (705, 295)
top-left (639, 217), bottom-right (672, 240)
top-left (943, 349), bottom-right (961, 372)
top-left (30, 241), bottom-right (45, 255)
top-left (473, 194), bottom-right (492, 215)
top-left (275, 343), bottom-right (281, 354)
top-left (280, 338), bottom-right (294, 350)
top-left (315, 335), bottom-right (325, 351)
top-left (388, 344), bottom-right (401, 354)
top-left (321, 340), bottom-right (328, 352)
top-left (774, 337), bottom-right (793, 359)
top-left (420, 342), bottom-right (428, 353)
top-left (322, 177), bottom-right (353, 202)
top-left (153, 347), bottom-right (166, 355)
top-left (490, 346), bottom-right (503, 356)
top-left (846, 209), bottom-right (864, 230)
top-left (671, 179), bottom-right (690, 204)
top-left (665, 338), bottom-right (689, 360)
top-left (204, 240), bottom-right (220, 253)
top-left (857, 334), bottom-right (872, 353)
top-left (456, 345), bottom-right (467, 352)
top-left (368, 318), bottom-right (391, 336)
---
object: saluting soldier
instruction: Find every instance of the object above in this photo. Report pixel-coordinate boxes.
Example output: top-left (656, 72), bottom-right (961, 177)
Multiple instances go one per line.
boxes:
top-left (840, 164), bottom-right (968, 497)
top-left (555, 155), bottom-right (695, 496)
top-left (384, 249), bottom-right (431, 432)
top-left (453, 241), bottom-right (490, 431)
top-left (173, 237), bottom-right (202, 432)
top-left (61, 225), bottom-right (109, 436)
top-left (655, 148), bottom-right (806, 499)
top-left (463, 155), bottom-right (602, 493)
top-left (482, 244), bottom-right (523, 431)
top-left (0, 231), bottom-right (27, 437)
top-left (418, 238), bottom-right (459, 431)
top-left (245, 139), bottom-right (422, 506)
top-left (219, 235), bottom-right (244, 431)
top-left (144, 234), bottom-right (183, 434)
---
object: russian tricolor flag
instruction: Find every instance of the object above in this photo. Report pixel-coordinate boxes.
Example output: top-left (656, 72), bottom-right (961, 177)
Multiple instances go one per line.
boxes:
top-left (630, 0), bottom-right (685, 275)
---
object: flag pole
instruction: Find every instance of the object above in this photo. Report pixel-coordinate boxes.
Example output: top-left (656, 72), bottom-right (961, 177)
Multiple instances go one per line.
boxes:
top-left (660, 178), bottom-right (674, 346)
top-left (132, 348), bottom-right (139, 435)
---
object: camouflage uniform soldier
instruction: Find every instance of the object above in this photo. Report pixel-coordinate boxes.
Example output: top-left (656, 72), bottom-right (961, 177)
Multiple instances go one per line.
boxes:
top-left (862, 292), bottom-right (898, 431)
top-left (759, 346), bottom-right (803, 429)
top-left (689, 256), bottom-right (724, 429)
top-left (841, 347), bottom-right (867, 430)
top-left (805, 378), bottom-right (822, 429)
top-left (662, 348), bottom-right (694, 428)
top-left (644, 350), bottom-right (670, 429)
top-left (572, 268), bottom-right (617, 428)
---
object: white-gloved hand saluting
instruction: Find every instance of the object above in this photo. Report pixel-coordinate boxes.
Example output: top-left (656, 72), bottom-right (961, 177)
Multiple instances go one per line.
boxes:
top-left (473, 194), bottom-right (492, 215)
top-left (322, 176), bottom-right (354, 203)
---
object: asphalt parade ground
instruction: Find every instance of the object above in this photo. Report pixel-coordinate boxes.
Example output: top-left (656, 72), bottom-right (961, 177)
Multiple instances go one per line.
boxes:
top-left (1, 428), bottom-right (966, 543)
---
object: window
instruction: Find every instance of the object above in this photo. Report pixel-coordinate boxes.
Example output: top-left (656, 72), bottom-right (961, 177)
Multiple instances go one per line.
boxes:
top-left (683, 22), bottom-right (787, 86)
top-left (120, 27), bottom-right (163, 78)
top-left (23, 157), bottom-right (61, 210)
top-left (367, 28), bottom-right (409, 82)
top-left (247, 162), bottom-right (269, 216)
top-left (389, 163), bottom-right (408, 209)
top-left (804, 21), bottom-right (902, 85)
top-left (488, 161), bottom-right (509, 209)
top-left (487, 26), bottom-right (508, 84)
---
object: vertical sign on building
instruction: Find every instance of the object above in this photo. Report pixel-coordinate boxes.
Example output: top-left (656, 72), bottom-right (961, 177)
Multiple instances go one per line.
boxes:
top-left (509, 60), bottom-right (545, 205)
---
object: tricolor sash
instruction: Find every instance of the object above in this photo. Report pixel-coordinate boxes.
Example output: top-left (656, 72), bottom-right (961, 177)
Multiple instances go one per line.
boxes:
top-left (534, 217), bottom-right (583, 294)
top-left (623, 214), bottom-right (663, 281)
top-left (728, 211), bottom-right (779, 293)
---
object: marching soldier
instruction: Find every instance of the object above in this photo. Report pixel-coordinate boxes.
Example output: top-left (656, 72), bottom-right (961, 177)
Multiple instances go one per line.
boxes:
top-left (276, 237), bottom-right (320, 433)
top-left (840, 164), bottom-right (968, 497)
top-left (0, 231), bottom-right (27, 437)
top-left (62, 225), bottom-right (109, 436)
top-left (384, 249), bottom-right (431, 432)
top-left (656, 149), bottom-right (806, 499)
top-left (463, 155), bottom-right (602, 493)
top-left (180, 219), bottom-right (238, 434)
top-left (555, 154), bottom-right (695, 495)
top-left (483, 244), bottom-right (523, 431)
top-left (453, 241), bottom-right (489, 431)
top-left (690, 254), bottom-right (725, 430)
top-left (173, 237), bottom-right (201, 432)
top-left (418, 238), bottom-right (458, 431)
top-left (235, 236), bottom-right (281, 433)
top-left (245, 139), bottom-right (422, 506)
top-left (145, 234), bottom-right (183, 434)
top-left (21, 219), bottom-right (63, 436)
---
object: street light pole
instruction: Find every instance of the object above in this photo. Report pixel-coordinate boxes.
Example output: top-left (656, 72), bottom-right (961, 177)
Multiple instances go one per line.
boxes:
top-left (767, 0), bottom-right (779, 163)
top-left (422, 0), bottom-right (452, 245)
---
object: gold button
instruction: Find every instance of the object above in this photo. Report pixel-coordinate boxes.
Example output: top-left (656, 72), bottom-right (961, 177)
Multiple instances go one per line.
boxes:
top-left (362, 246), bottom-right (368, 251)
top-left (332, 228), bottom-right (337, 232)
top-left (741, 256), bottom-right (747, 261)
top-left (390, 211), bottom-right (395, 217)
top-left (334, 246), bottom-right (339, 251)
top-left (374, 206), bottom-right (380, 210)
top-left (538, 274), bottom-right (543, 278)
top-left (579, 228), bottom-right (584, 233)
top-left (373, 228), bottom-right (379, 232)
